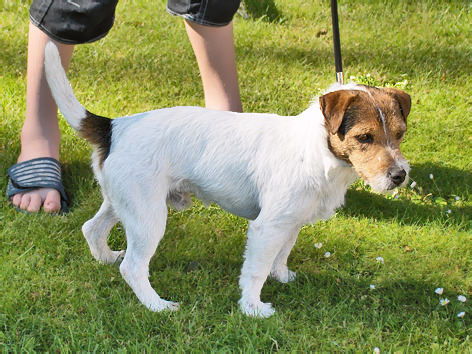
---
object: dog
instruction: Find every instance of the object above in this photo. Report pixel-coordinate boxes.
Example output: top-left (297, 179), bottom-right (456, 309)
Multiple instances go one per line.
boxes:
top-left (44, 42), bottom-right (411, 317)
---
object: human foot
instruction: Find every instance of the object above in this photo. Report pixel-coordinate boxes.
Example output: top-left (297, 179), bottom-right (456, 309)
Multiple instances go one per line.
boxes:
top-left (8, 157), bottom-right (67, 214)
top-left (11, 187), bottom-right (62, 213)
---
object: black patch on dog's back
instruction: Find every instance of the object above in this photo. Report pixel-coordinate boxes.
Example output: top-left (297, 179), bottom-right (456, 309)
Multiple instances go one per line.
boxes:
top-left (79, 111), bottom-right (113, 167)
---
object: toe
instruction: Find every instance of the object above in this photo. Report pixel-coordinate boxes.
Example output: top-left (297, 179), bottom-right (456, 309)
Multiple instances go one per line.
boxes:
top-left (11, 188), bottom-right (62, 213)
top-left (27, 193), bottom-right (42, 213)
top-left (43, 189), bottom-right (62, 213)
top-left (20, 194), bottom-right (32, 211)
top-left (11, 192), bottom-right (23, 207)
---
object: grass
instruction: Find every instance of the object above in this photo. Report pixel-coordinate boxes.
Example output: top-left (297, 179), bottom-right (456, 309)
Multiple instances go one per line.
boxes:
top-left (2, 0), bottom-right (471, 351)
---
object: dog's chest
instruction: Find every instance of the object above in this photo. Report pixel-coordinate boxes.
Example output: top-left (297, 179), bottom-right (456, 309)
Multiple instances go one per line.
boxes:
top-left (313, 191), bottom-right (346, 222)
top-left (305, 167), bottom-right (358, 223)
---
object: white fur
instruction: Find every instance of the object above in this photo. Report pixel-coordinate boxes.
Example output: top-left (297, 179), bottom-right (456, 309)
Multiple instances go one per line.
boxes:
top-left (44, 42), bottom-right (405, 318)
top-left (44, 43), bottom-right (86, 130)
top-left (86, 105), bottom-right (359, 317)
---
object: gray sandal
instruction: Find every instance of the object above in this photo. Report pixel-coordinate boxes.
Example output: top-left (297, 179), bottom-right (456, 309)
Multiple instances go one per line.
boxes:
top-left (7, 157), bottom-right (68, 213)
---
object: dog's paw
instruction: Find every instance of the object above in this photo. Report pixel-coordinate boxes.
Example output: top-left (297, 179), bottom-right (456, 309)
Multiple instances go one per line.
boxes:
top-left (146, 299), bottom-right (180, 313)
top-left (239, 301), bottom-right (275, 318)
top-left (97, 249), bottom-right (126, 265)
top-left (270, 268), bottom-right (297, 283)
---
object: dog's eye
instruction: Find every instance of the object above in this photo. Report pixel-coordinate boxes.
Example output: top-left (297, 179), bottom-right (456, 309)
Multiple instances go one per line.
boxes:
top-left (356, 134), bottom-right (373, 143)
top-left (396, 131), bottom-right (404, 140)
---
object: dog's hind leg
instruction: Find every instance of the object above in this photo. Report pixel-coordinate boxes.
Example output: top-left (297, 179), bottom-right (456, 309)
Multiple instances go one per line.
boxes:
top-left (118, 200), bottom-right (179, 312)
top-left (269, 227), bottom-right (301, 283)
top-left (82, 197), bottom-right (124, 264)
top-left (239, 219), bottom-right (301, 318)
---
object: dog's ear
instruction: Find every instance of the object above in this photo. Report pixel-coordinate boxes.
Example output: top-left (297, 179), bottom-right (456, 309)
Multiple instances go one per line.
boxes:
top-left (319, 90), bottom-right (358, 135)
top-left (382, 87), bottom-right (411, 122)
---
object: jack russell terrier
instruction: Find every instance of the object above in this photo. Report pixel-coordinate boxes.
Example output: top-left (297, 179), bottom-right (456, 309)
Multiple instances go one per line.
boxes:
top-left (44, 42), bottom-right (411, 317)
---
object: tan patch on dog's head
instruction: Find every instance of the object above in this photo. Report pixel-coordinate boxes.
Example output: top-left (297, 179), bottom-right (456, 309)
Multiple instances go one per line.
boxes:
top-left (320, 85), bottom-right (411, 193)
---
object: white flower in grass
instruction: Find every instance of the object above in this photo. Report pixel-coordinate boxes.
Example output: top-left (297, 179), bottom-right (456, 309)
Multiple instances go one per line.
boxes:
top-left (314, 243), bottom-right (322, 249)
top-left (458, 295), bottom-right (467, 302)
top-left (324, 252), bottom-right (331, 258)
top-left (440, 298), bottom-right (450, 306)
top-left (446, 209), bottom-right (451, 214)
top-left (429, 174), bottom-right (434, 179)
top-left (376, 257), bottom-right (384, 264)
top-left (455, 196), bottom-right (460, 201)
top-left (410, 181), bottom-right (417, 188)
top-left (457, 311), bottom-right (465, 318)
top-left (374, 347), bottom-right (380, 353)
top-left (350, 76), bottom-right (356, 80)
top-left (435, 288), bottom-right (443, 295)
top-left (366, 74), bottom-right (371, 78)
top-left (370, 284), bottom-right (376, 290)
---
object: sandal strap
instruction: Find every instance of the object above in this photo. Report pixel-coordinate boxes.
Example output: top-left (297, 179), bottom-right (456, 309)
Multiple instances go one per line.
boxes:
top-left (7, 157), bottom-right (68, 202)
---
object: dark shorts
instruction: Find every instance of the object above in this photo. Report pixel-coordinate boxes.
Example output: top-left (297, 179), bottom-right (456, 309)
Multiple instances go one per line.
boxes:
top-left (30, 0), bottom-right (241, 45)
top-left (166, 0), bottom-right (241, 27)
top-left (30, 0), bottom-right (119, 45)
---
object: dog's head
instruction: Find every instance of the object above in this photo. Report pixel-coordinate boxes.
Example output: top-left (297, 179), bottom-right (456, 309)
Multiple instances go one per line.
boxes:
top-left (320, 85), bottom-right (411, 193)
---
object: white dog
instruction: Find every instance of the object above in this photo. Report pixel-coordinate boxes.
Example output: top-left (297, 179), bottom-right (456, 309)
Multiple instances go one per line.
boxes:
top-left (44, 42), bottom-right (411, 317)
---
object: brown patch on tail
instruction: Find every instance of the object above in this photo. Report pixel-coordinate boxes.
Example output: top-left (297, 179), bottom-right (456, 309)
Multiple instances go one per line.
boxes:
top-left (79, 111), bottom-right (113, 167)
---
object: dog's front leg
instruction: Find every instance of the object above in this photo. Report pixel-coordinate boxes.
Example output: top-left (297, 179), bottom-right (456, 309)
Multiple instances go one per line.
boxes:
top-left (269, 226), bottom-right (301, 283)
top-left (239, 219), bottom-right (299, 318)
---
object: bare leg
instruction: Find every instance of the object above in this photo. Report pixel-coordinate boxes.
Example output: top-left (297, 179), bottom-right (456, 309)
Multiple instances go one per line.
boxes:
top-left (11, 23), bottom-right (74, 213)
top-left (185, 20), bottom-right (242, 113)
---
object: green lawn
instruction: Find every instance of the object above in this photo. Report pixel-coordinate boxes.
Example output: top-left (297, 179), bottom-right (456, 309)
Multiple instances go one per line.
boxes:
top-left (2, 0), bottom-right (470, 351)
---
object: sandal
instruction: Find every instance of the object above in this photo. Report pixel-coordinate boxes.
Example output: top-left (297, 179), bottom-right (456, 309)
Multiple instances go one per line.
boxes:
top-left (7, 157), bottom-right (68, 214)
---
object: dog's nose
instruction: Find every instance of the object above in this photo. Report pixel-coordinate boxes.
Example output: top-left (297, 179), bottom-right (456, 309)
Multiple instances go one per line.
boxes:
top-left (389, 168), bottom-right (406, 186)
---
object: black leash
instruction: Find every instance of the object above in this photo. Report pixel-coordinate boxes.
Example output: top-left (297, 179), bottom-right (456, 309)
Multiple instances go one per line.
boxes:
top-left (330, 0), bottom-right (343, 84)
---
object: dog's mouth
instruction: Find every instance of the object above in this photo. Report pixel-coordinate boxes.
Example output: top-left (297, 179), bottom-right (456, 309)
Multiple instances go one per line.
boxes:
top-left (352, 153), bottom-right (410, 194)
top-left (363, 168), bottom-right (409, 194)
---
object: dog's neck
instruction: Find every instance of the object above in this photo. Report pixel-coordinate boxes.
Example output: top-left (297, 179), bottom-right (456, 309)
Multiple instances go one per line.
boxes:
top-left (297, 104), bottom-right (358, 188)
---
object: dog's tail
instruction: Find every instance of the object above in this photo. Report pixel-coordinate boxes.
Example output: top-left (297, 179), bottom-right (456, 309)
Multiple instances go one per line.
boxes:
top-left (44, 42), bottom-right (112, 164)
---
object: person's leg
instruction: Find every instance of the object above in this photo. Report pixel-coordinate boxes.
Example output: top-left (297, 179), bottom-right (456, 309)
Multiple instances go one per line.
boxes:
top-left (184, 20), bottom-right (242, 113)
top-left (11, 22), bottom-right (74, 213)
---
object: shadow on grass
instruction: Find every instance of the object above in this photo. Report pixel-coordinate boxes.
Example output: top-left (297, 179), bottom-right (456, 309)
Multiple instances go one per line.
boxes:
top-left (236, 38), bottom-right (469, 83)
top-left (341, 163), bottom-right (470, 230)
top-left (273, 272), bottom-right (470, 327)
top-left (240, 0), bottom-right (282, 22)
top-left (61, 160), bottom-right (96, 209)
